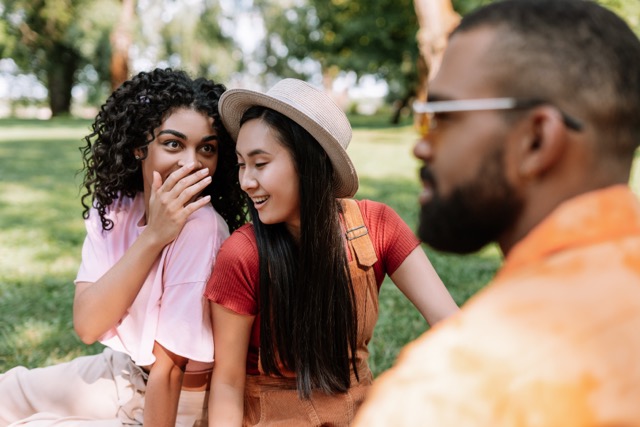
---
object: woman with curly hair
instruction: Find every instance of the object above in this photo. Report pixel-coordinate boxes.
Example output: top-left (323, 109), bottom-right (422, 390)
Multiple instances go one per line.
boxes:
top-left (0, 68), bottom-right (246, 426)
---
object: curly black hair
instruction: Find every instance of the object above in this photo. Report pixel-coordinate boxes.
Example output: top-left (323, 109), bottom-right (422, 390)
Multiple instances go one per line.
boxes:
top-left (80, 68), bottom-right (246, 232)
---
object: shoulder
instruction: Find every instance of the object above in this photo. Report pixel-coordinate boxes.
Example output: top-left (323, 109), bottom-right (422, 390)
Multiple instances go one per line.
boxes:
top-left (351, 199), bottom-right (399, 223)
top-left (84, 194), bottom-right (138, 234)
top-left (209, 223), bottom-right (258, 266)
top-left (350, 199), bottom-right (407, 231)
top-left (183, 203), bottom-right (230, 238)
top-left (219, 223), bottom-right (257, 253)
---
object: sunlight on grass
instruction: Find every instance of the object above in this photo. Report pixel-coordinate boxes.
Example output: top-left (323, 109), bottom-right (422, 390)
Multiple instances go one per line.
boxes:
top-left (10, 320), bottom-right (57, 348)
top-left (0, 183), bottom-right (50, 205)
top-left (350, 125), bottom-right (421, 180)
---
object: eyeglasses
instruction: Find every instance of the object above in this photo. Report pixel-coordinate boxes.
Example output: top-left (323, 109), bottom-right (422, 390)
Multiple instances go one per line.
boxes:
top-left (413, 98), bottom-right (583, 137)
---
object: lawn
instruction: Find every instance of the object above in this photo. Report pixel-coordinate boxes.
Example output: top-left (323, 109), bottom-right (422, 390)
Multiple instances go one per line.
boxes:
top-left (0, 116), bottom-right (637, 376)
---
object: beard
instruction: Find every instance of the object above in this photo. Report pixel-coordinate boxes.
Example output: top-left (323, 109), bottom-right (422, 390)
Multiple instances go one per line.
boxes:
top-left (418, 147), bottom-right (523, 254)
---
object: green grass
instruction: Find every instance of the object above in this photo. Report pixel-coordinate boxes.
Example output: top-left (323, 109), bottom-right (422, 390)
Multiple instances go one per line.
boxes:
top-left (1, 115), bottom-right (637, 376)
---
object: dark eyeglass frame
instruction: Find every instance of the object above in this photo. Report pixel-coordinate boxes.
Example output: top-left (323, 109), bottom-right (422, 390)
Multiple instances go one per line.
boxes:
top-left (412, 98), bottom-right (583, 137)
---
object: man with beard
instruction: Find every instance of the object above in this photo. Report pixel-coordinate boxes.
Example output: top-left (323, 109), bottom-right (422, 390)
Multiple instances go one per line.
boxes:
top-left (353, 0), bottom-right (640, 425)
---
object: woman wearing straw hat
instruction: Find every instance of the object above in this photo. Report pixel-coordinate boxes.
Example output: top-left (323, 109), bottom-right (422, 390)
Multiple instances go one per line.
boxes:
top-left (204, 78), bottom-right (458, 426)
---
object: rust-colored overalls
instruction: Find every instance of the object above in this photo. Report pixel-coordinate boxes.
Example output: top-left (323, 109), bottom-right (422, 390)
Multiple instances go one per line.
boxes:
top-left (243, 199), bottom-right (379, 426)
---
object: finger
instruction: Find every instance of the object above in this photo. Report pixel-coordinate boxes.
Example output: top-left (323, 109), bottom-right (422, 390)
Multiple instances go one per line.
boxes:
top-left (152, 171), bottom-right (163, 192)
top-left (175, 175), bottom-right (213, 207)
top-left (168, 168), bottom-right (211, 200)
top-left (148, 171), bottom-right (162, 206)
top-left (182, 195), bottom-right (212, 217)
top-left (160, 162), bottom-right (197, 193)
top-left (164, 167), bottom-right (211, 198)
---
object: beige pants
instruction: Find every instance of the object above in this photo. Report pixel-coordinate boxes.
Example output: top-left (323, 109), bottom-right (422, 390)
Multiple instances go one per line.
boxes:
top-left (0, 348), bottom-right (207, 426)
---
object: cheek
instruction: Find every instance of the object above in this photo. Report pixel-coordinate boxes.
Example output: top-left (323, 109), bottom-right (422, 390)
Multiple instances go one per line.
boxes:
top-left (204, 155), bottom-right (218, 176)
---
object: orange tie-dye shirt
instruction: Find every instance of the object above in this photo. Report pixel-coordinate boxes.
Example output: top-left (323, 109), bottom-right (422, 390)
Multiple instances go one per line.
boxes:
top-left (354, 185), bottom-right (640, 427)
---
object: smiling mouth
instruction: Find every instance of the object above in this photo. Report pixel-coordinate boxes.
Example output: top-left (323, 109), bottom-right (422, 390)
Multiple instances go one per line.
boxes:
top-left (252, 196), bottom-right (269, 205)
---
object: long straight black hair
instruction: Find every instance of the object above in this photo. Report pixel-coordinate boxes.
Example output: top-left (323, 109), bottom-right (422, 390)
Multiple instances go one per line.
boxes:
top-left (240, 106), bottom-right (358, 398)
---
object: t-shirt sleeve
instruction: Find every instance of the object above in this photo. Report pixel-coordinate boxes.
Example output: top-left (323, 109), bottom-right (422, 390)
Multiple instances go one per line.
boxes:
top-left (204, 225), bottom-right (260, 316)
top-left (155, 205), bottom-right (230, 363)
top-left (75, 209), bottom-right (110, 284)
top-left (358, 200), bottom-right (421, 279)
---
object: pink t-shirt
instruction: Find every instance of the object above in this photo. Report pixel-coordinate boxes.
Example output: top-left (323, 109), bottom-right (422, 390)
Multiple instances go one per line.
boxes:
top-left (75, 193), bottom-right (229, 371)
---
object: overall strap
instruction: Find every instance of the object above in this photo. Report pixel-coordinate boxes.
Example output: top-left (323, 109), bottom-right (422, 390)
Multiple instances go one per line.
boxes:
top-left (340, 199), bottom-right (378, 268)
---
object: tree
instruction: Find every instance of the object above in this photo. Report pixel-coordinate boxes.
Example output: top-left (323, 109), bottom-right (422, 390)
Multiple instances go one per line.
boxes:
top-left (0, 0), bottom-right (239, 116)
top-left (0, 0), bottom-right (120, 116)
top-left (413, 0), bottom-right (460, 104)
top-left (158, 0), bottom-right (239, 81)
top-left (110, 0), bottom-right (135, 91)
top-left (255, 0), bottom-right (421, 122)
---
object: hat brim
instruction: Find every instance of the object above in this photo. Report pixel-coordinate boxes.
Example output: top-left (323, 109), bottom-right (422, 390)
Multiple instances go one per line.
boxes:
top-left (218, 87), bottom-right (359, 198)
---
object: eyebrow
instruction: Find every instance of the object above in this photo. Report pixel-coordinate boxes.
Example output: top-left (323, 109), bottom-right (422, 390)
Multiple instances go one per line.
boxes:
top-left (158, 129), bottom-right (218, 143)
top-left (237, 148), bottom-right (271, 157)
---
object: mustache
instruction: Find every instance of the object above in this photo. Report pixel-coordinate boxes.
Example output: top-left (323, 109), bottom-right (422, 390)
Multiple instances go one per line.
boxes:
top-left (419, 166), bottom-right (436, 187)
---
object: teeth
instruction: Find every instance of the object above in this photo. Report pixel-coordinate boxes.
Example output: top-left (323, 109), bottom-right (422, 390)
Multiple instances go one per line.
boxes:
top-left (253, 196), bottom-right (269, 204)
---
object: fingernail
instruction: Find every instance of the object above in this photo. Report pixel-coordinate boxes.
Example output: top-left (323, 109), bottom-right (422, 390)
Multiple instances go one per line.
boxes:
top-left (199, 168), bottom-right (209, 175)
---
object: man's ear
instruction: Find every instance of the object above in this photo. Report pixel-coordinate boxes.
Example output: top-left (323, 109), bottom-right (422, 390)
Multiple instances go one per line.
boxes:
top-left (516, 106), bottom-right (569, 179)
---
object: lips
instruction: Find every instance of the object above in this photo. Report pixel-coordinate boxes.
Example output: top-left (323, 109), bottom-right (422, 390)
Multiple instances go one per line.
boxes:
top-left (419, 166), bottom-right (436, 204)
top-left (251, 195), bottom-right (270, 206)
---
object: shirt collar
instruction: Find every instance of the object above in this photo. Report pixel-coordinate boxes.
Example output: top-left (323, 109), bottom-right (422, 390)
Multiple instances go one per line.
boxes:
top-left (497, 185), bottom-right (640, 279)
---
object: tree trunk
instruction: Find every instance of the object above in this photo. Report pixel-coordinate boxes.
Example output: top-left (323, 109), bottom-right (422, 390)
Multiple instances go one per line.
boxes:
top-left (110, 0), bottom-right (135, 91)
top-left (413, 0), bottom-right (460, 93)
top-left (47, 44), bottom-right (80, 117)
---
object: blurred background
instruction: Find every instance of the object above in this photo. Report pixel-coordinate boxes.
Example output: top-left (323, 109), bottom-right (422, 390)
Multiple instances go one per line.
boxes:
top-left (1, 0), bottom-right (638, 121)
top-left (1, 0), bottom-right (639, 373)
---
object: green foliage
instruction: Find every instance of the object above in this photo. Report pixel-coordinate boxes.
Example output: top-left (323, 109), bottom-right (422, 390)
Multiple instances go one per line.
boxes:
top-left (0, 0), bottom-right (240, 113)
top-left (0, 0), bottom-right (119, 114)
top-left (452, 0), bottom-right (493, 15)
top-left (255, 0), bottom-right (420, 101)
top-left (158, 0), bottom-right (241, 81)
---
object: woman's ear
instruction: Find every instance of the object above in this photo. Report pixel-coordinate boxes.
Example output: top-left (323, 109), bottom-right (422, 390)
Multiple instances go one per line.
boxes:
top-left (133, 147), bottom-right (145, 160)
top-left (516, 106), bottom-right (569, 179)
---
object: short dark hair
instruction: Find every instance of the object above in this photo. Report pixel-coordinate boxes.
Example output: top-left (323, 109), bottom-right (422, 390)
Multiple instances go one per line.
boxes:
top-left (454, 0), bottom-right (640, 160)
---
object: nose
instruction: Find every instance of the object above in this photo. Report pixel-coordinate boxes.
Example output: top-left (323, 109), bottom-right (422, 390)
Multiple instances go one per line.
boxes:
top-left (239, 169), bottom-right (257, 193)
top-left (413, 137), bottom-right (434, 162)
top-left (178, 149), bottom-right (202, 169)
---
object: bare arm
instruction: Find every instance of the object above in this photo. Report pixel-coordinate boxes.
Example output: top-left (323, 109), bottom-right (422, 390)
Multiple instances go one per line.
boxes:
top-left (208, 303), bottom-right (255, 427)
top-left (390, 246), bottom-right (459, 326)
top-left (143, 341), bottom-right (189, 427)
top-left (73, 164), bottom-right (212, 343)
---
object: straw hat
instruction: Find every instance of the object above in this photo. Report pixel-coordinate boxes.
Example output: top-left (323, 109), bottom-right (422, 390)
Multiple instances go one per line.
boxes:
top-left (218, 78), bottom-right (359, 198)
